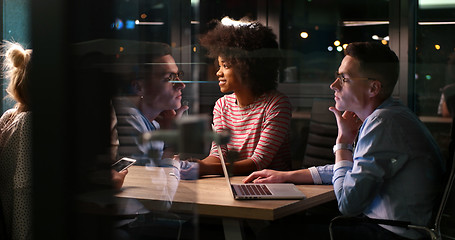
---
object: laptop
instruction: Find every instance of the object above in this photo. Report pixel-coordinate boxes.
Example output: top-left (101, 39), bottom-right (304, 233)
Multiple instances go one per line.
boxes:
top-left (216, 144), bottom-right (306, 200)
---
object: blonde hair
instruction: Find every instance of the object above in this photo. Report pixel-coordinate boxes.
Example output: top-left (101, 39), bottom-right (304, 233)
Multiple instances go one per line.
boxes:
top-left (2, 41), bottom-right (32, 112)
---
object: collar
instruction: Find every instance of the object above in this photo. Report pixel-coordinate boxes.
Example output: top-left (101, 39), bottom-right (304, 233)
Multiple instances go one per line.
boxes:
top-left (375, 97), bottom-right (397, 110)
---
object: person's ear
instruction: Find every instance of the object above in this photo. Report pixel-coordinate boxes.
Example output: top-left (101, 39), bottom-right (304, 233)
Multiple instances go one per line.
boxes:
top-left (369, 80), bottom-right (382, 97)
top-left (132, 80), bottom-right (144, 96)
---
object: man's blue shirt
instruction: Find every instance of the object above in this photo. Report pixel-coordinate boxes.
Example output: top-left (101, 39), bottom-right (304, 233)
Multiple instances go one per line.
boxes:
top-left (113, 97), bottom-right (164, 165)
top-left (310, 97), bottom-right (444, 239)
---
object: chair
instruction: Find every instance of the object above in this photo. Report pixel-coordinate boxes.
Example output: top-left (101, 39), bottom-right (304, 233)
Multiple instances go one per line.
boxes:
top-left (328, 117), bottom-right (455, 240)
top-left (301, 98), bottom-right (338, 168)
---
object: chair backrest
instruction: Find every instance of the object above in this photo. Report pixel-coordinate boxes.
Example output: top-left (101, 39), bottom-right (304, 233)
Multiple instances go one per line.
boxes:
top-left (301, 98), bottom-right (338, 168)
top-left (435, 116), bottom-right (455, 238)
top-left (439, 164), bottom-right (455, 239)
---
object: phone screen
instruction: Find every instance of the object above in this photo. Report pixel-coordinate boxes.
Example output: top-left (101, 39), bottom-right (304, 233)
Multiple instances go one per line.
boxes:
top-left (112, 158), bottom-right (136, 172)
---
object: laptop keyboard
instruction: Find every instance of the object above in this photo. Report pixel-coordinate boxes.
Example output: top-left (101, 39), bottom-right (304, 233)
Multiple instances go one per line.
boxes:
top-left (238, 184), bottom-right (272, 196)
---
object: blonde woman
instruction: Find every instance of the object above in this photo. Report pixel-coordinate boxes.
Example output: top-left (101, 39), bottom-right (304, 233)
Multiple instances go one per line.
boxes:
top-left (0, 41), bottom-right (33, 240)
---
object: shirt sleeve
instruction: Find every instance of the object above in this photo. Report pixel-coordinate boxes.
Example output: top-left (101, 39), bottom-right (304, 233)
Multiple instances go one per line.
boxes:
top-left (250, 94), bottom-right (292, 169)
top-left (310, 164), bottom-right (335, 185)
top-left (332, 115), bottom-right (408, 216)
top-left (209, 98), bottom-right (227, 158)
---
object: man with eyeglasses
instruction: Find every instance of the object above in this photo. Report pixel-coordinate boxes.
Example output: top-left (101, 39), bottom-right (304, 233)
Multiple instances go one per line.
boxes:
top-left (109, 41), bottom-right (190, 239)
top-left (244, 42), bottom-right (444, 240)
top-left (112, 41), bottom-right (188, 165)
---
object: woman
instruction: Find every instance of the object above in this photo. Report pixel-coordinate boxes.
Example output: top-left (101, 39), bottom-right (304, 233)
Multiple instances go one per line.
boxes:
top-left (0, 41), bottom-right (33, 240)
top-left (181, 17), bottom-right (292, 178)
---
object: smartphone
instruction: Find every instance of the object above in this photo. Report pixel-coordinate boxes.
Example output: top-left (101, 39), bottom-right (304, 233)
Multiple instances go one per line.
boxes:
top-left (112, 157), bottom-right (137, 172)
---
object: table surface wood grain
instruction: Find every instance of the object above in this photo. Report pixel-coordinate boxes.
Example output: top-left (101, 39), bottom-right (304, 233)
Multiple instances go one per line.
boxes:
top-left (116, 166), bottom-right (335, 221)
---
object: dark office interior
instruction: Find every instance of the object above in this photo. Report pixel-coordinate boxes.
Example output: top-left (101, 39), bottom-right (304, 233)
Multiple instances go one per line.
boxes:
top-left (1, 0), bottom-right (455, 239)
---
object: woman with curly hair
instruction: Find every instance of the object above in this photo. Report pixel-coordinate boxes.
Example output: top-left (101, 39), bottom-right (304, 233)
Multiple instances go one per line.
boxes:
top-left (0, 41), bottom-right (33, 240)
top-left (180, 17), bottom-right (292, 179)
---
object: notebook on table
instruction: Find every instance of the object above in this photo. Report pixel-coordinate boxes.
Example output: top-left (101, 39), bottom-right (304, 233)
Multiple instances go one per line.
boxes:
top-left (216, 144), bottom-right (306, 200)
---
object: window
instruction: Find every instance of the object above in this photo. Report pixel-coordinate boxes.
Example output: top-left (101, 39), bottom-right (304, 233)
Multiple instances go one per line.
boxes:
top-left (1, 0), bottom-right (30, 112)
top-left (278, 0), bottom-right (389, 111)
top-left (415, 1), bottom-right (455, 116)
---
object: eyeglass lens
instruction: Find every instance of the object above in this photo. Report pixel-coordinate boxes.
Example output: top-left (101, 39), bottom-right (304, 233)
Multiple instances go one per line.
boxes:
top-left (334, 72), bottom-right (345, 82)
top-left (169, 71), bottom-right (184, 81)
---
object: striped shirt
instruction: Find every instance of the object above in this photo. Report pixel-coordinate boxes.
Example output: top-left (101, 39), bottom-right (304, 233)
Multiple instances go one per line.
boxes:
top-left (210, 90), bottom-right (292, 170)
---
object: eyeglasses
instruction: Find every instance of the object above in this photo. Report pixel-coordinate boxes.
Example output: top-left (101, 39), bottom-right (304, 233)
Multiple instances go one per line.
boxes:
top-left (334, 71), bottom-right (375, 86)
top-left (167, 71), bottom-right (184, 82)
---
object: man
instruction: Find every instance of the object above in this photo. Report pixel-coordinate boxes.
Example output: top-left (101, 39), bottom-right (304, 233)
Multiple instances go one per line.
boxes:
top-left (243, 42), bottom-right (444, 240)
top-left (110, 42), bottom-right (189, 239)
top-left (113, 41), bottom-right (188, 165)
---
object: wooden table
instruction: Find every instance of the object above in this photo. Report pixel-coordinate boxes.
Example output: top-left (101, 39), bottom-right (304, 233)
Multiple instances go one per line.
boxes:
top-left (116, 166), bottom-right (335, 239)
